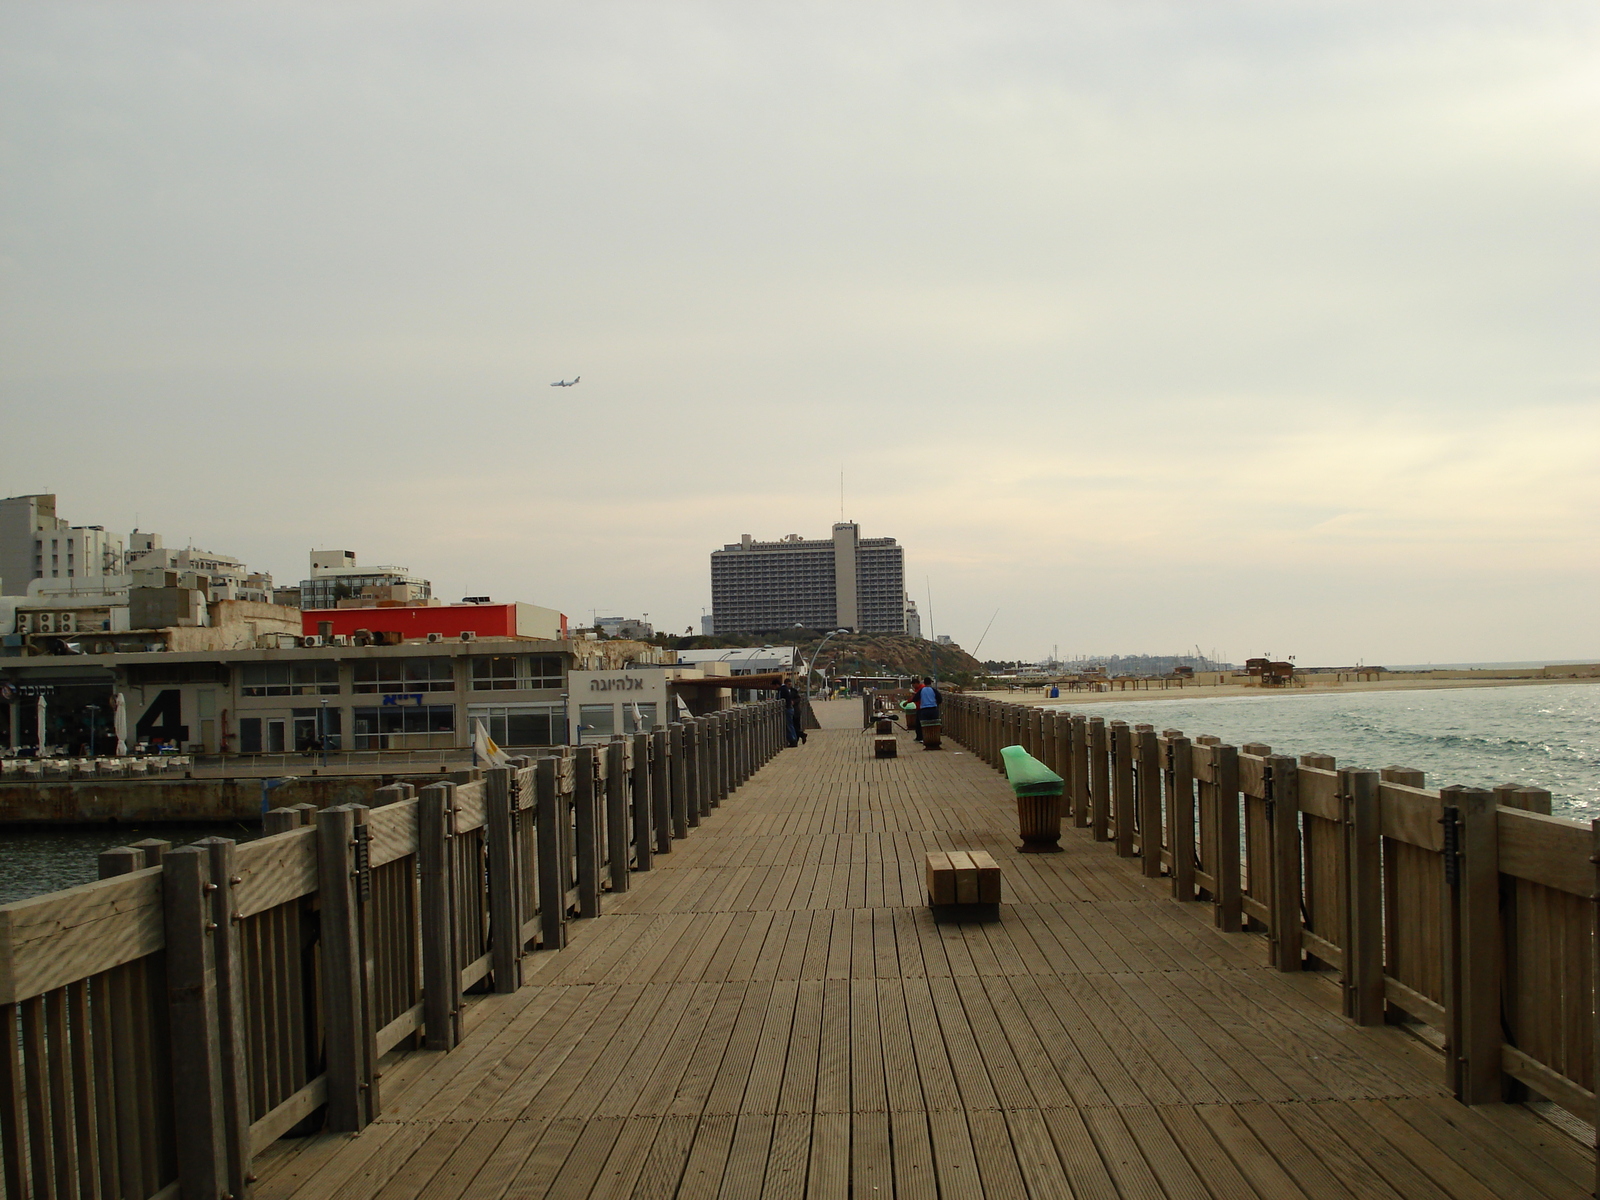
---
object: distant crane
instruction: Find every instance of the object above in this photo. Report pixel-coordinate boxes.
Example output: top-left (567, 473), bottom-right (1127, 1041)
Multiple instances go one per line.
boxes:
top-left (551, 376), bottom-right (581, 387)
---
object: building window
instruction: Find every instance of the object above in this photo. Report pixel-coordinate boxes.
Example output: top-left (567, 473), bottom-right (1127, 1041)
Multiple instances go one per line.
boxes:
top-left (469, 656), bottom-right (520, 690)
top-left (351, 704), bottom-right (455, 749)
top-left (466, 703), bottom-right (566, 746)
top-left (239, 718), bottom-right (262, 752)
top-left (351, 657), bottom-right (453, 693)
top-left (292, 707), bottom-right (342, 751)
top-left (468, 654), bottom-right (563, 691)
top-left (577, 704), bottom-right (615, 743)
top-left (240, 661), bottom-right (339, 696)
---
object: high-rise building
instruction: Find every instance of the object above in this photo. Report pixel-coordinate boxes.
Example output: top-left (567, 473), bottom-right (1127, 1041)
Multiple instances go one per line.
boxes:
top-left (0, 494), bottom-right (124, 596)
top-left (709, 523), bottom-right (906, 635)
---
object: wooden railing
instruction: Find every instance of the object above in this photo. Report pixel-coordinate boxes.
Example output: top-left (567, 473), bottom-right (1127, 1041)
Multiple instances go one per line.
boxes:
top-left (0, 700), bottom-right (784, 1200)
top-left (944, 695), bottom-right (1599, 1137)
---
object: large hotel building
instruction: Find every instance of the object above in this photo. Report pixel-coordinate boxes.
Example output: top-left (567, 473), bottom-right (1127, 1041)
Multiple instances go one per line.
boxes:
top-left (709, 522), bottom-right (914, 636)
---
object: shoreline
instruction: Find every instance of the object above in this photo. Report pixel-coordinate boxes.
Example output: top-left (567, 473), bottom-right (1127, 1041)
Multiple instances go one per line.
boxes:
top-left (966, 675), bottom-right (1600, 707)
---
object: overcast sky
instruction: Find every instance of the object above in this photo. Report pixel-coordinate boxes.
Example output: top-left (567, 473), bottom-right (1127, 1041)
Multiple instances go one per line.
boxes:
top-left (2, 2), bottom-right (1595, 665)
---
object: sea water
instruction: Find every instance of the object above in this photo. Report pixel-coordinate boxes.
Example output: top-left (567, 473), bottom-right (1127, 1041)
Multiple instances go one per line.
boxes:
top-left (1046, 683), bottom-right (1600, 820)
top-left (0, 821), bottom-right (263, 906)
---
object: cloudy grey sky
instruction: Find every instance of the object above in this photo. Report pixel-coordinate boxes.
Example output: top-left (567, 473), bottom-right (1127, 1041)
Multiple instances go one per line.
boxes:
top-left (3, 2), bottom-right (1595, 664)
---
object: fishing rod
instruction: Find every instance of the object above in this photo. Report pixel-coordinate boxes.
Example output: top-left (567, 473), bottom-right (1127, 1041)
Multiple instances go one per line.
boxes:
top-left (971, 607), bottom-right (1000, 658)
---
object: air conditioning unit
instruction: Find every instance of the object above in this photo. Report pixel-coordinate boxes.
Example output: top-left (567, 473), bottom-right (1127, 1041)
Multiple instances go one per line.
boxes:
top-left (459, 630), bottom-right (477, 642)
top-left (15, 613), bottom-right (32, 634)
top-left (426, 632), bottom-right (444, 643)
top-left (302, 635), bottom-right (324, 648)
top-left (57, 613), bottom-right (76, 633)
top-left (329, 635), bottom-right (350, 646)
top-left (36, 613), bottom-right (55, 634)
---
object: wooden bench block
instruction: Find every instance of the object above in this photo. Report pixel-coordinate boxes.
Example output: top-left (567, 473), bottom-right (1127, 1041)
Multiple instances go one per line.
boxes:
top-left (948, 851), bottom-right (979, 902)
top-left (968, 850), bottom-right (1003, 903)
top-left (874, 718), bottom-right (894, 735)
top-left (873, 736), bottom-right (897, 759)
top-left (925, 852), bottom-right (955, 904)
top-left (925, 850), bottom-right (1002, 907)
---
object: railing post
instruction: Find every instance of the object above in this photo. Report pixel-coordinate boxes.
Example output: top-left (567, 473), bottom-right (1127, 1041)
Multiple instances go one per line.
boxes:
top-left (1110, 722), bottom-right (1135, 858)
top-left (1137, 727), bottom-right (1163, 879)
top-left (162, 846), bottom-right (228, 1200)
top-left (1069, 715), bottom-right (1090, 828)
top-left (704, 713), bottom-right (718, 812)
top-left (1340, 768), bottom-right (1383, 1024)
top-left (632, 731), bottom-right (654, 870)
top-left (682, 721), bottom-right (701, 828)
top-left (1168, 736), bottom-right (1195, 900)
top-left (262, 806), bottom-right (300, 835)
top-left (1210, 746), bottom-right (1242, 932)
top-left (1495, 783), bottom-right (1552, 815)
top-left (1591, 818), bottom-right (1600, 1200)
top-left (96, 847), bottom-right (157, 1193)
top-left (534, 759), bottom-right (567, 950)
top-left (651, 729), bottom-right (673, 852)
top-left (1442, 785), bottom-right (1501, 1103)
top-left (484, 767), bottom-right (524, 993)
top-left (1266, 755), bottom-right (1303, 971)
top-left (1089, 717), bottom-right (1110, 842)
top-left (419, 782), bottom-right (462, 1046)
top-left (606, 738), bottom-right (630, 893)
top-left (316, 805), bottom-right (377, 1128)
top-left (199, 838), bottom-right (253, 1197)
top-left (706, 713), bottom-right (724, 807)
top-left (670, 723), bottom-right (690, 838)
top-left (573, 746), bottom-right (602, 918)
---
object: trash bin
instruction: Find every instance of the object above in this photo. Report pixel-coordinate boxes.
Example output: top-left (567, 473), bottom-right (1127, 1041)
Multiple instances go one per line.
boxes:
top-left (1000, 744), bottom-right (1065, 853)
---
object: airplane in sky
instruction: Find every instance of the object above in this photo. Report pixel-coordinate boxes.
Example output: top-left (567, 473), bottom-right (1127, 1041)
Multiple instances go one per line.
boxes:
top-left (550, 376), bottom-right (580, 387)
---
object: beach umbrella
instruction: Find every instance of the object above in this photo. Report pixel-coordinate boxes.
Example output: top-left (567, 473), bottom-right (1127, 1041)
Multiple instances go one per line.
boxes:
top-left (35, 694), bottom-right (46, 754)
top-left (112, 692), bottom-right (128, 757)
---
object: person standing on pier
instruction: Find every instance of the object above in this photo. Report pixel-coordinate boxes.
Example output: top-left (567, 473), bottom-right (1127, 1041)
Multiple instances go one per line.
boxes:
top-left (778, 677), bottom-right (804, 747)
top-left (916, 677), bottom-right (942, 749)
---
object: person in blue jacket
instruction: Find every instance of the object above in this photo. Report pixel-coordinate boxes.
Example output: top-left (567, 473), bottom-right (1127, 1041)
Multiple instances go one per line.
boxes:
top-left (916, 677), bottom-right (942, 749)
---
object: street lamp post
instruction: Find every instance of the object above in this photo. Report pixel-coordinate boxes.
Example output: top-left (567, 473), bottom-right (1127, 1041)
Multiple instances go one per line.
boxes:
top-left (804, 629), bottom-right (850, 701)
top-left (319, 699), bottom-right (329, 769)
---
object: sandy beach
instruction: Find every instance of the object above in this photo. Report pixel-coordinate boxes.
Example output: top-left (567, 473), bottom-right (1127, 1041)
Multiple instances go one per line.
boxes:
top-left (966, 675), bottom-right (1600, 707)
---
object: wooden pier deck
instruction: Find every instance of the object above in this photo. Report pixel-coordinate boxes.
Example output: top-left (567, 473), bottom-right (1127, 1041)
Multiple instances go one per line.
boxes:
top-left (251, 702), bottom-right (1593, 1200)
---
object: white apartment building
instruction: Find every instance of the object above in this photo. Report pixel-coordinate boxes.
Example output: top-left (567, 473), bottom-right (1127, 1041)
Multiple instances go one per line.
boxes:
top-left (597, 616), bottom-right (654, 640)
top-left (0, 495), bottom-right (124, 596)
top-left (904, 597), bottom-right (923, 640)
top-left (126, 532), bottom-right (273, 602)
top-left (298, 550), bottom-right (432, 609)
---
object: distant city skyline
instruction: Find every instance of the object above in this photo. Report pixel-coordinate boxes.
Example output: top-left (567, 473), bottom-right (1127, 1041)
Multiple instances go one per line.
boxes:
top-left (3, 4), bottom-right (1594, 664)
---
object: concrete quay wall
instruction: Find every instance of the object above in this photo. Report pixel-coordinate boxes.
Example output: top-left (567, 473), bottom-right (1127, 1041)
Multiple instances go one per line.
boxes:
top-left (0, 773), bottom-right (443, 824)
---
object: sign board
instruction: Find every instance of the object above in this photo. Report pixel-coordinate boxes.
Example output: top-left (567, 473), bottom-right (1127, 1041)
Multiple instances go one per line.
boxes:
top-left (381, 693), bottom-right (424, 707)
top-left (0, 683), bottom-right (57, 699)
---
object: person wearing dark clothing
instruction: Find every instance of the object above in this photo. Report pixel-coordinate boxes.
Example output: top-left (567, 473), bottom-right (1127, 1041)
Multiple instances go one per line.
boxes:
top-left (778, 680), bottom-right (804, 747)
